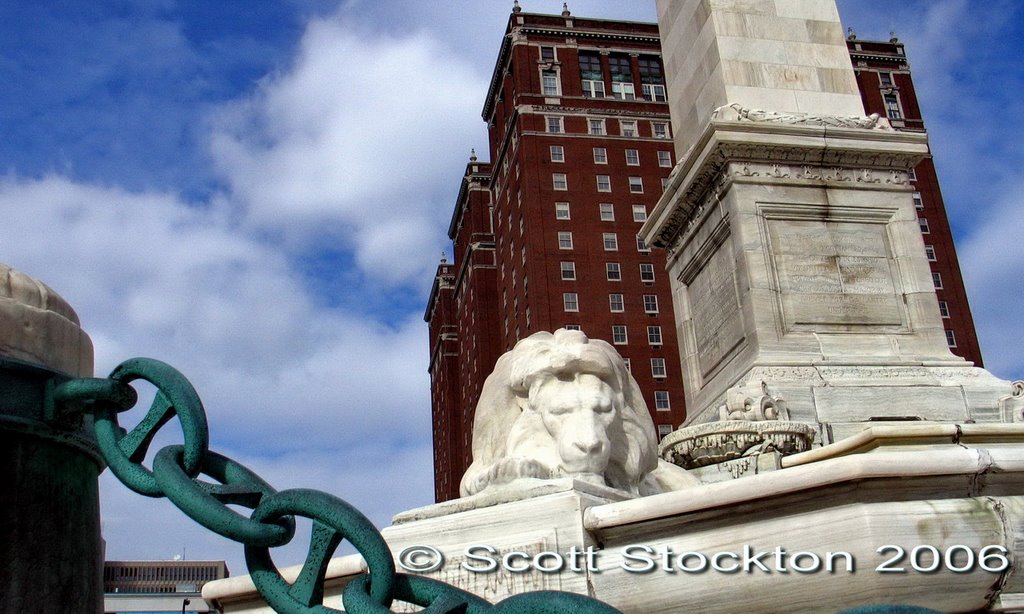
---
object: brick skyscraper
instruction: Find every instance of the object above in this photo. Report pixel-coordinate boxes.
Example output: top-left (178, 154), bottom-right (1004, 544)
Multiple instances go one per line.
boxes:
top-left (426, 9), bottom-right (982, 502)
top-left (847, 32), bottom-right (982, 364)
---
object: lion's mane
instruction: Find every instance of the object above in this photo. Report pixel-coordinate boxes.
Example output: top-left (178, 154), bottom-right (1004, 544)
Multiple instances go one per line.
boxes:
top-left (459, 329), bottom-right (659, 496)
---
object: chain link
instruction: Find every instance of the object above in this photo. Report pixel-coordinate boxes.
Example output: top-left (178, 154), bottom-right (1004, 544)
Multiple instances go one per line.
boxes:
top-left (59, 357), bottom-right (623, 613)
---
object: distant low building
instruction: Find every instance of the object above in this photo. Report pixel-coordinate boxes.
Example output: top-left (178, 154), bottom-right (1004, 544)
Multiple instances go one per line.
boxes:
top-left (103, 560), bottom-right (227, 613)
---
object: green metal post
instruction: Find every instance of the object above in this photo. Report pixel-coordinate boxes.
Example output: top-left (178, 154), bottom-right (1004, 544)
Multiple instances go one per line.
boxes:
top-left (0, 265), bottom-right (102, 613)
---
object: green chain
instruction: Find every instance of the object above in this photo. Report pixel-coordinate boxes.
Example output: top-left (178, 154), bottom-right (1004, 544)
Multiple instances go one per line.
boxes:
top-left (54, 357), bottom-right (622, 614)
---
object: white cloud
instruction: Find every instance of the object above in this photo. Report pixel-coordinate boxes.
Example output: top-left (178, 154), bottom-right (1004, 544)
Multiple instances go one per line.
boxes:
top-left (209, 18), bottom-right (486, 285)
top-left (0, 173), bottom-right (435, 574)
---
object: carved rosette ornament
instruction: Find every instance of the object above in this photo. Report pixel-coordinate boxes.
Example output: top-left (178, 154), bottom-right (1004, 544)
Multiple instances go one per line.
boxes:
top-left (660, 383), bottom-right (815, 470)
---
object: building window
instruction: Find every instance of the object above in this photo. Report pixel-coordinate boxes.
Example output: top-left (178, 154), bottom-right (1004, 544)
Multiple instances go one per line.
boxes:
top-left (879, 71), bottom-right (893, 87)
top-left (563, 292), bottom-right (579, 312)
top-left (654, 391), bottom-right (670, 410)
top-left (648, 325), bottom-right (662, 345)
top-left (945, 330), bottom-right (957, 348)
top-left (884, 93), bottom-right (903, 120)
top-left (632, 204), bottom-right (647, 222)
top-left (541, 46), bottom-right (555, 62)
top-left (564, 324), bottom-right (580, 331)
top-left (623, 358), bottom-right (631, 372)
top-left (939, 300), bottom-right (950, 318)
top-left (639, 57), bottom-right (667, 101)
top-left (579, 52), bottom-right (605, 98)
top-left (609, 55), bottom-right (635, 100)
top-left (606, 262), bottom-right (621, 281)
top-left (908, 167), bottom-right (917, 181)
top-left (643, 294), bottom-right (659, 314)
top-left (629, 176), bottom-right (644, 193)
top-left (925, 245), bottom-right (936, 261)
top-left (542, 69), bottom-right (560, 96)
top-left (913, 191), bottom-right (923, 209)
top-left (652, 122), bottom-right (669, 139)
top-left (640, 263), bottom-right (655, 282)
top-left (599, 203), bottom-right (615, 221)
top-left (560, 261), bottom-right (576, 280)
top-left (547, 116), bottom-right (563, 134)
top-left (603, 233), bottom-right (618, 251)
top-left (589, 118), bottom-right (606, 135)
top-left (932, 272), bottom-right (943, 289)
top-left (558, 231), bottom-right (573, 249)
top-left (658, 151), bottom-right (672, 167)
top-left (625, 149), bottom-right (639, 166)
top-left (597, 175), bottom-right (611, 192)
top-left (620, 120), bottom-right (638, 137)
top-left (651, 358), bottom-right (667, 378)
top-left (661, 177), bottom-right (669, 191)
top-left (612, 325), bottom-right (628, 345)
top-left (555, 201), bottom-right (570, 220)
top-left (593, 147), bottom-right (608, 164)
top-left (550, 145), bottom-right (564, 163)
top-left (609, 293), bottom-right (624, 312)
top-left (553, 173), bottom-right (568, 191)
top-left (636, 236), bottom-right (650, 252)
top-left (918, 217), bottom-right (930, 234)
top-left (657, 424), bottom-right (672, 439)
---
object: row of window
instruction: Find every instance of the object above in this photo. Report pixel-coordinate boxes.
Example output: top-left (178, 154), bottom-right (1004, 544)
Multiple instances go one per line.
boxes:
top-left (563, 292), bottom-right (660, 317)
top-left (560, 285), bottom-right (661, 313)
top-left (561, 260), bottom-right (655, 283)
top-left (561, 252), bottom-right (655, 280)
top-left (553, 173), bottom-right (649, 193)
top-left (549, 145), bottom-right (672, 168)
top-left (555, 201), bottom-right (648, 223)
top-left (557, 232), bottom-right (643, 251)
top-left (538, 47), bottom-right (666, 102)
top-left (546, 116), bottom-right (670, 139)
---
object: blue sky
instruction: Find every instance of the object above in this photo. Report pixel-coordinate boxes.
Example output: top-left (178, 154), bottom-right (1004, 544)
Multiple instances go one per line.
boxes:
top-left (1, 1), bottom-right (1021, 576)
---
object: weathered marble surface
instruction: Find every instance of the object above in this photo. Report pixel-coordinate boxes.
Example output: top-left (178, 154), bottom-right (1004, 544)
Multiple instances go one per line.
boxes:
top-left (460, 329), bottom-right (697, 498)
top-left (206, 425), bottom-right (1024, 613)
top-left (657, 0), bottom-right (865, 156)
top-left (0, 263), bottom-right (92, 376)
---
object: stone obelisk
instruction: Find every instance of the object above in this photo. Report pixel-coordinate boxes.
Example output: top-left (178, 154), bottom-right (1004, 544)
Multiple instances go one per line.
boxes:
top-left (641, 0), bottom-right (1020, 443)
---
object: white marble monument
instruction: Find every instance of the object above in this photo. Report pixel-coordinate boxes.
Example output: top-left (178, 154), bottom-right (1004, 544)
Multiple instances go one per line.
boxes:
top-left (640, 0), bottom-right (1024, 447)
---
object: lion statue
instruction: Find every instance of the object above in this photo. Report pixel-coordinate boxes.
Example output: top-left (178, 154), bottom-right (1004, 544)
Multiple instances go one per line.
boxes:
top-left (460, 329), bottom-right (697, 497)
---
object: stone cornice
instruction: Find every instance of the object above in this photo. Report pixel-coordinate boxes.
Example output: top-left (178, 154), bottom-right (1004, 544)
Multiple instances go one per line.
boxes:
top-left (640, 114), bottom-right (929, 252)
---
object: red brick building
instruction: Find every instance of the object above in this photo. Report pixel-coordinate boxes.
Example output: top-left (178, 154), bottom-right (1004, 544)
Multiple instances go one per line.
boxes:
top-left (426, 10), bottom-right (983, 503)
top-left (847, 34), bottom-right (983, 366)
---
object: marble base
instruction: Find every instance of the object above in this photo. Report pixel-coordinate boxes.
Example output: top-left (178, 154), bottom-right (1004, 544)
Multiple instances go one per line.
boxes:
top-left (205, 424), bottom-right (1024, 613)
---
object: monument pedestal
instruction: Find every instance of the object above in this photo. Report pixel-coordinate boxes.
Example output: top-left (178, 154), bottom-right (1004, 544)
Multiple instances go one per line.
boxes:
top-left (641, 109), bottom-right (1023, 436)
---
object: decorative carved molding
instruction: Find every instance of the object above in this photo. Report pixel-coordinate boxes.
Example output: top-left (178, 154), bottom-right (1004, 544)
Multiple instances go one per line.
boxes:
top-left (652, 135), bottom-right (920, 249)
top-left (718, 381), bottom-right (789, 422)
top-left (1000, 380), bottom-right (1024, 423)
top-left (659, 420), bottom-right (815, 470)
top-left (530, 105), bottom-right (669, 119)
top-left (715, 103), bottom-right (891, 131)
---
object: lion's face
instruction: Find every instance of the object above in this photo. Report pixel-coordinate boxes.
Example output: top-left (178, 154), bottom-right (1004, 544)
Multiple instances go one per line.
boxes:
top-left (460, 329), bottom-right (661, 498)
top-left (527, 372), bottom-right (616, 477)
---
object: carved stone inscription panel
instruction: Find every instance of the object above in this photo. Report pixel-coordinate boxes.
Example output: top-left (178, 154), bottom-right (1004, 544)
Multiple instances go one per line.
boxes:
top-left (688, 243), bottom-right (744, 378)
top-left (766, 215), bottom-right (905, 331)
